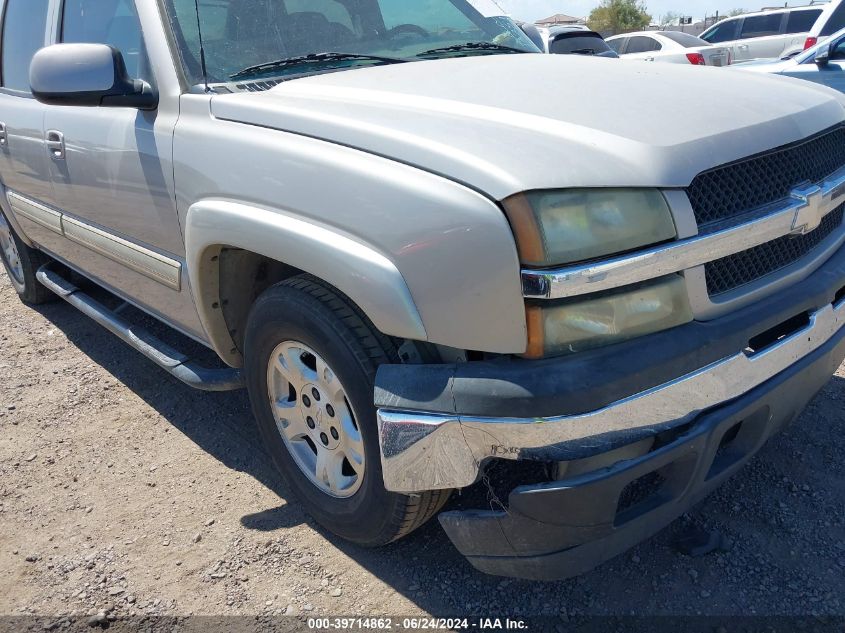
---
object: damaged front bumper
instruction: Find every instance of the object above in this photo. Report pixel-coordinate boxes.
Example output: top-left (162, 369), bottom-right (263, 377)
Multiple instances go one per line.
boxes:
top-left (377, 297), bottom-right (845, 494)
top-left (374, 244), bottom-right (845, 579)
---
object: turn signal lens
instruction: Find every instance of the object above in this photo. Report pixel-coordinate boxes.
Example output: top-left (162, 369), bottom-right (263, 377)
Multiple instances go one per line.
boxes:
top-left (524, 276), bottom-right (692, 358)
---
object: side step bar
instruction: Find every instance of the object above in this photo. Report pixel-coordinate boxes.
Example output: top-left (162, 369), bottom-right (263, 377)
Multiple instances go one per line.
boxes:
top-left (36, 264), bottom-right (244, 392)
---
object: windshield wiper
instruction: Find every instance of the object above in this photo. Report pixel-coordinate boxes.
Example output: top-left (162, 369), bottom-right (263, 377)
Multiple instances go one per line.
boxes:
top-left (415, 42), bottom-right (530, 58)
top-left (230, 52), bottom-right (407, 80)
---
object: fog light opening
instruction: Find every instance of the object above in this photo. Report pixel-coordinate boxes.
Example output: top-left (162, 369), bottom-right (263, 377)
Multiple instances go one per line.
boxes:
top-left (614, 470), bottom-right (668, 526)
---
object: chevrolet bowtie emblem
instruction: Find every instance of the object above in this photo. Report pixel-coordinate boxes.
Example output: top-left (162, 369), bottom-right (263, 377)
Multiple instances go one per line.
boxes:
top-left (790, 182), bottom-right (842, 236)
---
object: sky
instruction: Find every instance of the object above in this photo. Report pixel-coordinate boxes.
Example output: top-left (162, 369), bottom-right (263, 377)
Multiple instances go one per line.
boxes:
top-left (494, 0), bottom-right (783, 23)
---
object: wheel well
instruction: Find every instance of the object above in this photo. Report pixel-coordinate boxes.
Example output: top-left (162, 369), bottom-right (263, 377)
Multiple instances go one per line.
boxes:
top-left (217, 247), bottom-right (303, 353)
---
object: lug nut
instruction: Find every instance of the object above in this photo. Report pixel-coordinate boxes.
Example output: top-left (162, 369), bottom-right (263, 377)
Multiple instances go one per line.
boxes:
top-left (306, 416), bottom-right (316, 429)
top-left (320, 432), bottom-right (329, 446)
top-left (326, 404), bottom-right (335, 417)
top-left (330, 427), bottom-right (339, 440)
top-left (312, 388), bottom-right (321, 402)
top-left (302, 394), bottom-right (311, 408)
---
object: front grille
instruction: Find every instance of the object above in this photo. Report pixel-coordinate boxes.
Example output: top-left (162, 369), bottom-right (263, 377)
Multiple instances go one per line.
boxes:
top-left (687, 125), bottom-right (845, 227)
top-left (705, 205), bottom-right (845, 296)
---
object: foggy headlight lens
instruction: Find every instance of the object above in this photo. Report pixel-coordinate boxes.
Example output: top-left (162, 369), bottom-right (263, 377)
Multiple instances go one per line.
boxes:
top-left (504, 189), bottom-right (677, 266)
top-left (525, 276), bottom-right (692, 358)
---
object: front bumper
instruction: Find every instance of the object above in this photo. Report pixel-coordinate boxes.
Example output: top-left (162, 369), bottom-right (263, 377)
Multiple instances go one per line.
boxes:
top-left (375, 243), bottom-right (845, 492)
top-left (377, 294), bottom-right (845, 493)
top-left (439, 323), bottom-right (845, 579)
top-left (374, 241), bottom-right (845, 579)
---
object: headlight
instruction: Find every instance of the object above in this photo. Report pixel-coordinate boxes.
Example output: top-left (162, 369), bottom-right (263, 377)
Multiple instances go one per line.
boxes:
top-left (503, 189), bottom-right (677, 267)
top-left (525, 276), bottom-right (692, 358)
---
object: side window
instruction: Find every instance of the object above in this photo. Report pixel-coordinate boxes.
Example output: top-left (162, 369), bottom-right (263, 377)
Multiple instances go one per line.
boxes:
top-left (701, 18), bottom-right (739, 43)
top-left (61, 0), bottom-right (151, 81)
top-left (785, 10), bottom-right (822, 34)
top-left (740, 13), bottom-right (784, 38)
top-left (821, 1), bottom-right (845, 36)
top-left (625, 36), bottom-right (660, 53)
top-left (1, 0), bottom-right (51, 93)
top-left (606, 38), bottom-right (625, 53)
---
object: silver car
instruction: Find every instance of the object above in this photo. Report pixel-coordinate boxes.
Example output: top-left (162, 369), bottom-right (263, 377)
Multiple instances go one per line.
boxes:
top-left (2, 0), bottom-right (845, 582)
top-left (732, 27), bottom-right (845, 93)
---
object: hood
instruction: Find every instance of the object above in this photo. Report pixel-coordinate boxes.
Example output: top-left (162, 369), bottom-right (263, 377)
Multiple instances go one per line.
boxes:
top-left (212, 54), bottom-right (845, 200)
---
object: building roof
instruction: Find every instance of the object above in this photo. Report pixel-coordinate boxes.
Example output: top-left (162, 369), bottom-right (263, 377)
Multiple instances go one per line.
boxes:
top-left (536, 13), bottom-right (585, 25)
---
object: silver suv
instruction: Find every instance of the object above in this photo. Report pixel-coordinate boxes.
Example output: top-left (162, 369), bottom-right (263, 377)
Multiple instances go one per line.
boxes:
top-left (2, 0), bottom-right (845, 580)
top-left (701, 5), bottom-right (827, 60)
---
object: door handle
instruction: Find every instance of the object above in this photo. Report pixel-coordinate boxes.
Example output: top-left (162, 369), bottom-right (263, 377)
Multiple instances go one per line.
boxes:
top-left (0, 122), bottom-right (7, 147)
top-left (46, 130), bottom-right (65, 160)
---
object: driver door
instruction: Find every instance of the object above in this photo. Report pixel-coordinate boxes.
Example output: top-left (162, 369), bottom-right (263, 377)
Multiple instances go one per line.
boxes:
top-left (43, 0), bottom-right (204, 338)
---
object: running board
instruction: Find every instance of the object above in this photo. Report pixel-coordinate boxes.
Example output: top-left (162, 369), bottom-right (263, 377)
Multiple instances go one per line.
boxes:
top-left (36, 264), bottom-right (244, 392)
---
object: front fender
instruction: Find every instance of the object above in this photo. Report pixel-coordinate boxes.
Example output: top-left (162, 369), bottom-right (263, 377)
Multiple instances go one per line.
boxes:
top-left (185, 198), bottom-right (427, 366)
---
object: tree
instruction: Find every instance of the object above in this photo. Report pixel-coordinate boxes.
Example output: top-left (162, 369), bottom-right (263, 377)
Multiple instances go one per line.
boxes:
top-left (727, 8), bottom-right (746, 16)
top-left (588, 0), bottom-right (652, 35)
top-left (660, 11), bottom-right (682, 27)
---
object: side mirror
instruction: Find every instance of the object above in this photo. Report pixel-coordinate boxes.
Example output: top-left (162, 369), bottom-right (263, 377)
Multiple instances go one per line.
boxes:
top-left (30, 43), bottom-right (157, 110)
top-left (815, 44), bottom-right (831, 67)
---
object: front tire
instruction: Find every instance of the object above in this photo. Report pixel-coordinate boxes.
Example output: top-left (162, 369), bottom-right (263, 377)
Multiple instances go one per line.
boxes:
top-left (0, 210), bottom-right (53, 305)
top-left (244, 276), bottom-right (450, 546)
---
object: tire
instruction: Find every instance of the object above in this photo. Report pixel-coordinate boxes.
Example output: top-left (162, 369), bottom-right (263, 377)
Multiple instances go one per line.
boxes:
top-left (244, 275), bottom-right (451, 546)
top-left (0, 210), bottom-right (53, 305)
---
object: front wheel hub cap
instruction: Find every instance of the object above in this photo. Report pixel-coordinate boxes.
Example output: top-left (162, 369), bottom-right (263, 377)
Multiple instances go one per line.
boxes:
top-left (267, 341), bottom-right (365, 498)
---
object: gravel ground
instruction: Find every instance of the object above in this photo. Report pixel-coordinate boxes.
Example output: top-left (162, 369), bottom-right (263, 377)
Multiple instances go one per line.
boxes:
top-left (1, 267), bottom-right (844, 624)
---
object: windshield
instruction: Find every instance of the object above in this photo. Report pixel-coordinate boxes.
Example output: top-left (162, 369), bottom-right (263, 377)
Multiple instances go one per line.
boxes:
top-left (163, 0), bottom-right (538, 85)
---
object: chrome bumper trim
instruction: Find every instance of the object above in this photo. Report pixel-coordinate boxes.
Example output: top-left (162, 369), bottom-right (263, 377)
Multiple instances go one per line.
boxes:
top-left (378, 297), bottom-right (845, 493)
top-left (523, 168), bottom-right (845, 300)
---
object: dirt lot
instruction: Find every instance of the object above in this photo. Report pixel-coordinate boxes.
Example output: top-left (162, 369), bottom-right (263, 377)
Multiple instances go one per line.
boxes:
top-left (1, 267), bottom-right (844, 626)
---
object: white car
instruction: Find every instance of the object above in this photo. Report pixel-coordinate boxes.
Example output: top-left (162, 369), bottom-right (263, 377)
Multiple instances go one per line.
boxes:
top-left (700, 4), bottom-right (840, 62)
top-left (606, 31), bottom-right (731, 65)
top-left (805, 0), bottom-right (845, 50)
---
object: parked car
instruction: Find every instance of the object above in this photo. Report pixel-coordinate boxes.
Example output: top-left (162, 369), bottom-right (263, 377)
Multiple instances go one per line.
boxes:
top-left (805, 0), bottom-right (845, 49)
top-left (606, 31), bottom-right (731, 65)
top-left (700, 4), bottom-right (832, 61)
top-left (519, 23), bottom-right (618, 57)
top-left (732, 26), bottom-right (845, 93)
top-left (3, 0), bottom-right (845, 582)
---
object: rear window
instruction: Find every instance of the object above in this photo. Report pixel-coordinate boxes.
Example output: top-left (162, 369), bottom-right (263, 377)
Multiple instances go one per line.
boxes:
top-left (821, 1), bottom-right (845, 36)
top-left (625, 35), bottom-right (661, 53)
top-left (1, 0), bottom-right (50, 93)
top-left (740, 12), bottom-right (784, 38)
top-left (550, 32), bottom-right (612, 55)
top-left (659, 31), bottom-right (710, 47)
top-left (786, 9), bottom-right (822, 34)
top-left (701, 18), bottom-right (739, 43)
